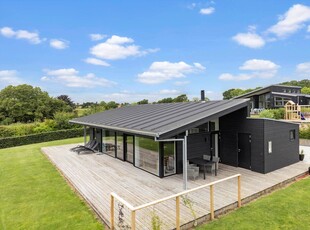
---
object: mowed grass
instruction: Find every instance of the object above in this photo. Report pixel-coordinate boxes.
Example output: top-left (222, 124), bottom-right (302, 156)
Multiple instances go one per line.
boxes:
top-left (0, 137), bottom-right (103, 230)
top-left (196, 177), bottom-right (310, 230)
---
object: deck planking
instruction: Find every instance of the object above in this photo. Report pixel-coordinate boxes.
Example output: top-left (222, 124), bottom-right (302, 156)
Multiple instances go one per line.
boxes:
top-left (42, 144), bottom-right (309, 229)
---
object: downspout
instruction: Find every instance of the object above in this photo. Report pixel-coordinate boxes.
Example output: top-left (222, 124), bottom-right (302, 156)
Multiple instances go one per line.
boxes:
top-left (154, 131), bottom-right (188, 190)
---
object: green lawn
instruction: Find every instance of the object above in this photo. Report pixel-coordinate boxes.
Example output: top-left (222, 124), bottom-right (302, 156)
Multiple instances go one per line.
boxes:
top-left (196, 177), bottom-right (310, 230)
top-left (0, 137), bottom-right (104, 230)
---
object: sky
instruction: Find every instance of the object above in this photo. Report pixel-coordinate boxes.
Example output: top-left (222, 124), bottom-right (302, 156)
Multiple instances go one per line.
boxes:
top-left (0, 0), bottom-right (310, 103)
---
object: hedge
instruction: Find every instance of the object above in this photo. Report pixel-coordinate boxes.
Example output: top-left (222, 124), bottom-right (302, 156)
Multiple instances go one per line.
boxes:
top-left (0, 128), bottom-right (84, 149)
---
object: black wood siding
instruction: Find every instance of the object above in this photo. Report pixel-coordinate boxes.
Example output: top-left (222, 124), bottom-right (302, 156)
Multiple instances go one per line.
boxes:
top-left (187, 132), bottom-right (210, 159)
top-left (263, 120), bottom-right (299, 173)
top-left (220, 108), bottom-right (265, 173)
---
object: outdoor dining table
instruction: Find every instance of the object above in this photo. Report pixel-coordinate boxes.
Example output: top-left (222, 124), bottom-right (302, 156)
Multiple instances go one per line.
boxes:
top-left (189, 157), bottom-right (217, 179)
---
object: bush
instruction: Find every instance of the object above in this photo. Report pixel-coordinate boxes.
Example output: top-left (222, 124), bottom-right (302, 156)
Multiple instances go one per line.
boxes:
top-left (0, 128), bottom-right (84, 149)
top-left (300, 125), bottom-right (310, 139)
top-left (259, 110), bottom-right (274, 119)
top-left (273, 108), bottom-right (285, 119)
top-left (259, 109), bottom-right (284, 120)
top-left (53, 112), bottom-right (78, 130)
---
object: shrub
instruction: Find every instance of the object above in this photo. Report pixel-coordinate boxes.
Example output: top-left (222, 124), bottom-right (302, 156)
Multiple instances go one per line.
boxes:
top-left (300, 125), bottom-right (310, 139)
top-left (273, 108), bottom-right (285, 119)
top-left (53, 112), bottom-right (78, 130)
top-left (259, 110), bottom-right (274, 119)
top-left (0, 128), bottom-right (84, 149)
top-left (258, 109), bottom-right (284, 120)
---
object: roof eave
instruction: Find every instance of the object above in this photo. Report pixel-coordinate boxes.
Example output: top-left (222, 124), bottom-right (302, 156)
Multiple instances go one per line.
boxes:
top-left (69, 120), bottom-right (159, 137)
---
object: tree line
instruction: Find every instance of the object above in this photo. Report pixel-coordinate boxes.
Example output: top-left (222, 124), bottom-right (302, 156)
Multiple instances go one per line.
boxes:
top-left (0, 84), bottom-right (210, 126)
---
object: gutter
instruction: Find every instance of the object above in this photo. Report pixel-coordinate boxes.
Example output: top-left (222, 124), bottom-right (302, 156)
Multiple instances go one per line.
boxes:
top-left (70, 120), bottom-right (159, 138)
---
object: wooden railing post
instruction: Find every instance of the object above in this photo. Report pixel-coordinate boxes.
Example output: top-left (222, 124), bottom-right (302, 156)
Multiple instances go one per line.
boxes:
top-left (131, 210), bottom-right (136, 230)
top-left (110, 194), bottom-right (114, 230)
top-left (210, 184), bottom-right (214, 220)
top-left (176, 196), bottom-right (180, 230)
top-left (238, 175), bottom-right (241, 208)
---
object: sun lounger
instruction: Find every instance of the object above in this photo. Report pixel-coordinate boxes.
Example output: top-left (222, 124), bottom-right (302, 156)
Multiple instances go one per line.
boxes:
top-left (70, 140), bottom-right (95, 152)
top-left (77, 142), bottom-right (99, 155)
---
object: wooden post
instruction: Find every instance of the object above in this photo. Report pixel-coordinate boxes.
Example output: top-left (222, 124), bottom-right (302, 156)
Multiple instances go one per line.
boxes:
top-left (131, 210), bottom-right (136, 230)
top-left (210, 184), bottom-right (214, 220)
top-left (110, 194), bottom-right (114, 230)
top-left (176, 196), bottom-right (180, 230)
top-left (238, 175), bottom-right (241, 208)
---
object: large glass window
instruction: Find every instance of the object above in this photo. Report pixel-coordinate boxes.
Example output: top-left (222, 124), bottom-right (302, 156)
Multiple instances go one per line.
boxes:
top-left (102, 130), bottom-right (116, 157)
top-left (163, 142), bottom-right (176, 176)
top-left (116, 132), bottom-right (124, 160)
top-left (135, 136), bottom-right (159, 176)
top-left (274, 96), bottom-right (291, 107)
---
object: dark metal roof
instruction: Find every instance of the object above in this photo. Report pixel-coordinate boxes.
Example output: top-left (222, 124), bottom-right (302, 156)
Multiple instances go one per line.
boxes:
top-left (234, 84), bottom-right (302, 99)
top-left (70, 99), bottom-right (249, 138)
top-left (271, 92), bottom-right (310, 98)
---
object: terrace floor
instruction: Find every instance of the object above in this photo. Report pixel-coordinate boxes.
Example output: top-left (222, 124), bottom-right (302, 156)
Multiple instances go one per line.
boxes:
top-left (42, 144), bottom-right (309, 230)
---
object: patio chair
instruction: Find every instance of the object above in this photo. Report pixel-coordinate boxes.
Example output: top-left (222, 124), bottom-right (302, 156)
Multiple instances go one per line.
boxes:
top-left (187, 161), bottom-right (199, 180)
top-left (77, 141), bottom-right (99, 155)
top-left (203, 155), bottom-right (211, 161)
top-left (70, 140), bottom-right (95, 152)
top-left (206, 157), bottom-right (220, 174)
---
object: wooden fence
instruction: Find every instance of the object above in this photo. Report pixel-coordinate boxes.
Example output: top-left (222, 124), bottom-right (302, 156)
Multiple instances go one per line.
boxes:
top-left (110, 174), bottom-right (241, 230)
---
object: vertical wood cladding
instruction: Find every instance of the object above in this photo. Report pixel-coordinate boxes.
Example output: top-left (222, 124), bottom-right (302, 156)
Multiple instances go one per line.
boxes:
top-left (220, 107), bottom-right (264, 173)
top-left (187, 132), bottom-right (210, 159)
top-left (174, 106), bottom-right (299, 175)
top-left (219, 107), bottom-right (299, 173)
top-left (263, 120), bottom-right (299, 173)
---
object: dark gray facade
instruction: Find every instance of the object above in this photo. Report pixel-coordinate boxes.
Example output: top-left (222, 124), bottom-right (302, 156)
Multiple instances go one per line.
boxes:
top-left (235, 84), bottom-right (310, 110)
top-left (71, 100), bottom-right (299, 177)
top-left (219, 108), bottom-right (299, 173)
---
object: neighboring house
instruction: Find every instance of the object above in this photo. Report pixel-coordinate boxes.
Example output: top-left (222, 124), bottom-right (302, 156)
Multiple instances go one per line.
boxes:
top-left (70, 98), bottom-right (299, 178)
top-left (234, 85), bottom-right (310, 110)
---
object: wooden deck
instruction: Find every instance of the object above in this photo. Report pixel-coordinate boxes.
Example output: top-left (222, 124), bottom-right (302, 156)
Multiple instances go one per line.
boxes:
top-left (42, 144), bottom-right (309, 229)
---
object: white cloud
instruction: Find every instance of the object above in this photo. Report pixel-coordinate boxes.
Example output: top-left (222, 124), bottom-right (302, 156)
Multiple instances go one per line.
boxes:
top-left (174, 81), bottom-right (190, 86)
top-left (159, 89), bottom-right (181, 95)
top-left (0, 26), bottom-right (42, 44)
top-left (200, 7), bottom-right (215, 15)
top-left (49, 39), bottom-right (69, 49)
top-left (268, 4), bottom-right (310, 38)
top-left (42, 68), bottom-right (116, 88)
top-left (45, 68), bottom-right (78, 76)
top-left (90, 35), bottom-right (158, 61)
top-left (137, 61), bottom-right (205, 84)
top-left (219, 59), bottom-right (280, 81)
top-left (232, 32), bottom-right (265, 48)
top-left (84, 57), bottom-right (110, 67)
top-left (193, 62), bottom-right (206, 70)
top-left (0, 70), bottom-right (23, 85)
top-left (219, 73), bottom-right (252, 81)
top-left (296, 62), bottom-right (310, 74)
top-left (239, 59), bottom-right (280, 71)
top-left (89, 33), bottom-right (107, 41)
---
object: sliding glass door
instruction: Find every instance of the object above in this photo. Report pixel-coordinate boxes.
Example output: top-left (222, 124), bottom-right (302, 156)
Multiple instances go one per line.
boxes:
top-left (125, 135), bottom-right (134, 164)
top-left (163, 142), bottom-right (176, 176)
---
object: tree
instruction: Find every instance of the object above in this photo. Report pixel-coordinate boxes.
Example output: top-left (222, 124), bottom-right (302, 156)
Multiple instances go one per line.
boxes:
top-left (173, 94), bottom-right (189, 102)
top-left (222, 88), bottom-right (245, 99)
top-left (106, 101), bottom-right (119, 110)
top-left (157, 97), bottom-right (173, 103)
top-left (137, 99), bottom-right (148, 104)
top-left (0, 84), bottom-right (67, 124)
top-left (301, 87), bottom-right (310, 95)
top-left (57, 95), bottom-right (75, 109)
